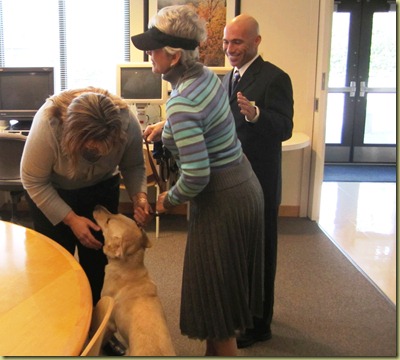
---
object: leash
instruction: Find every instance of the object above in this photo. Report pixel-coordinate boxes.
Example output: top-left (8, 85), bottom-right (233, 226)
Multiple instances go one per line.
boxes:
top-left (144, 139), bottom-right (167, 193)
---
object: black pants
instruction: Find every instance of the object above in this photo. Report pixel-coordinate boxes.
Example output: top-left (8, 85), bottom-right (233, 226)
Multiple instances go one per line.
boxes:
top-left (25, 175), bottom-right (120, 305)
top-left (253, 206), bottom-right (278, 333)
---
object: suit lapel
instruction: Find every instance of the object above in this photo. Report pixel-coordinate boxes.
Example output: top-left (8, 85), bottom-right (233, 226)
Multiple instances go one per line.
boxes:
top-left (229, 56), bottom-right (264, 103)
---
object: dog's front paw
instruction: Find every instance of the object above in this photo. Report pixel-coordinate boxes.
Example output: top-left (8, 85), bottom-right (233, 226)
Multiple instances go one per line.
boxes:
top-left (102, 335), bottom-right (126, 356)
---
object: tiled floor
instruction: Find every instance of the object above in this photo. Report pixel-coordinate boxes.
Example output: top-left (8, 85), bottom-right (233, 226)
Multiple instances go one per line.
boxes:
top-left (318, 181), bottom-right (396, 305)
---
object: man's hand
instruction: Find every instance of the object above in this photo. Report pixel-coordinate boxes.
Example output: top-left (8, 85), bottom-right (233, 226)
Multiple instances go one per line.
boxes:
top-left (237, 92), bottom-right (257, 121)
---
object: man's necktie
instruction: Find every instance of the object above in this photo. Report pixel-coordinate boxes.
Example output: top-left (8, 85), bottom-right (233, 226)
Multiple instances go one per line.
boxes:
top-left (231, 70), bottom-right (241, 95)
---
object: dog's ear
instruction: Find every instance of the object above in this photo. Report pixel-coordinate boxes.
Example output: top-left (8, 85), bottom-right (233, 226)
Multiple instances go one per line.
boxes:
top-left (141, 229), bottom-right (152, 248)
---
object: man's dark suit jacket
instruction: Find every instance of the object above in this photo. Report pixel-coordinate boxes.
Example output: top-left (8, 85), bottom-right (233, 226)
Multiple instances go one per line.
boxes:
top-left (222, 56), bottom-right (294, 208)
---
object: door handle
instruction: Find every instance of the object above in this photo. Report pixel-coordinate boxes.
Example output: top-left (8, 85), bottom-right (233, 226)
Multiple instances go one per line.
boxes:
top-left (327, 81), bottom-right (358, 96)
top-left (349, 81), bottom-right (357, 97)
top-left (359, 81), bottom-right (367, 97)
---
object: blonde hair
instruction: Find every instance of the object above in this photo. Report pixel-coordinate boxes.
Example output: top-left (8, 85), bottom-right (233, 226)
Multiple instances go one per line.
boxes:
top-left (46, 87), bottom-right (128, 167)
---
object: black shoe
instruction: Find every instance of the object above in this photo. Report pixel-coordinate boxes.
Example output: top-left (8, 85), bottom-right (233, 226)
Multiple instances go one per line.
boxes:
top-left (102, 335), bottom-right (126, 356)
top-left (236, 329), bottom-right (272, 349)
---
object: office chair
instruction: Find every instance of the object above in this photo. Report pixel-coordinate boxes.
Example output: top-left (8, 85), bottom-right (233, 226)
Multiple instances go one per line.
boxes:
top-left (80, 296), bottom-right (115, 356)
top-left (0, 133), bottom-right (27, 223)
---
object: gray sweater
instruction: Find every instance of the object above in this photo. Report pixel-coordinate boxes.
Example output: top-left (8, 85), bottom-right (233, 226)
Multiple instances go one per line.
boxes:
top-left (21, 100), bottom-right (146, 225)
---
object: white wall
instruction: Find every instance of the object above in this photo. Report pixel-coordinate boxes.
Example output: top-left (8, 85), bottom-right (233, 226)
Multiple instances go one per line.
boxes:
top-left (238, 0), bottom-right (332, 218)
top-left (128, 0), bottom-right (333, 219)
top-left (242, 0), bottom-right (319, 134)
top-left (0, 1), bottom-right (331, 219)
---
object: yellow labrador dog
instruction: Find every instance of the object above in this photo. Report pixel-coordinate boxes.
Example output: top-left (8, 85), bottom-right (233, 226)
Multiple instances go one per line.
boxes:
top-left (93, 205), bottom-right (175, 356)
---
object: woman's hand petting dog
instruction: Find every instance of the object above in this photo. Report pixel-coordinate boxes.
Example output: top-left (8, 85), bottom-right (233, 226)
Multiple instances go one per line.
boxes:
top-left (62, 210), bottom-right (103, 250)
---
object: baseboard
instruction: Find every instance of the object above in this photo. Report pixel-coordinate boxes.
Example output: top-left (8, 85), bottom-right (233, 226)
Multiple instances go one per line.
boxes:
top-left (278, 205), bottom-right (300, 217)
top-left (121, 202), bottom-right (299, 217)
top-left (4, 200), bottom-right (298, 218)
top-left (165, 203), bottom-right (188, 215)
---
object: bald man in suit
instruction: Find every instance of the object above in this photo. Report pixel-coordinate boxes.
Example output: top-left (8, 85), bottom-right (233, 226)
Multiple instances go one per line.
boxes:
top-left (222, 14), bottom-right (294, 348)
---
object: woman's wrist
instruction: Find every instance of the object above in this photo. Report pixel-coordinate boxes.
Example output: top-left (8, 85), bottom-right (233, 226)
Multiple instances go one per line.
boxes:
top-left (62, 210), bottom-right (76, 226)
top-left (132, 192), bottom-right (148, 207)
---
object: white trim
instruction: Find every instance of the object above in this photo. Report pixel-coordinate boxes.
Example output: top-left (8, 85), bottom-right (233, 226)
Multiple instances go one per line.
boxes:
top-left (308, 0), bottom-right (334, 221)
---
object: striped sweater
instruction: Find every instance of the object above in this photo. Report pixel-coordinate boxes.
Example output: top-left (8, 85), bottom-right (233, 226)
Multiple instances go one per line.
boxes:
top-left (162, 63), bottom-right (243, 208)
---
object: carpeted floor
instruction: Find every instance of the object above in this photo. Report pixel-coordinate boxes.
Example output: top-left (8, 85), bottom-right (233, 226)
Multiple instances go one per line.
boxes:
top-left (324, 164), bottom-right (396, 182)
top-left (143, 215), bottom-right (397, 357)
top-left (7, 210), bottom-right (396, 357)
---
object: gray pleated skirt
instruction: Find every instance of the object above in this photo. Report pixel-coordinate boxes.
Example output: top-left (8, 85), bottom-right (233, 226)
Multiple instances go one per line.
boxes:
top-left (180, 156), bottom-right (265, 341)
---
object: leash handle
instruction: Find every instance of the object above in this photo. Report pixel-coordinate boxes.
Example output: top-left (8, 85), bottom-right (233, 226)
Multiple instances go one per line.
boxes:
top-left (144, 139), bottom-right (166, 192)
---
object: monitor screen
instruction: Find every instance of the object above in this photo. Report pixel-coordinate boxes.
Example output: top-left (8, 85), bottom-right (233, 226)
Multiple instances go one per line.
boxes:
top-left (0, 67), bottom-right (54, 120)
top-left (116, 63), bottom-right (168, 105)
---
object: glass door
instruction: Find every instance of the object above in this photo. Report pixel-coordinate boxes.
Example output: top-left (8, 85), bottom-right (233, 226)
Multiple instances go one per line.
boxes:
top-left (325, 0), bottom-right (396, 163)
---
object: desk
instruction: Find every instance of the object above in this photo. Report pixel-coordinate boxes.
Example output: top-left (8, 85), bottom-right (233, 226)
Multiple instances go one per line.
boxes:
top-left (282, 131), bottom-right (310, 151)
top-left (0, 221), bottom-right (92, 356)
top-left (281, 132), bottom-right (311, 217)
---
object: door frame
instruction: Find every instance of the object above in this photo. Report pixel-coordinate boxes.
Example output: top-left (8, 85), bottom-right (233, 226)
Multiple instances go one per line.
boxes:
top-left (325, 0), bottom-right (396, 164)
top-left (308, 0), bottom-right (334, 221)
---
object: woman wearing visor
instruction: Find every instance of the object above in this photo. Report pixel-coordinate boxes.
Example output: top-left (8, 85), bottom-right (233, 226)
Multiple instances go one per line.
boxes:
top-left (132, 5), bottom-right (265, 356)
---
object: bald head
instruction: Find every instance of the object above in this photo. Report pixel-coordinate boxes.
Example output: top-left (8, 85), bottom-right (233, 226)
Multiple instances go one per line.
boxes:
top-left (223, 14), bottom-right (261, 69)
top-left (227, 14), bottom-right (260, 37)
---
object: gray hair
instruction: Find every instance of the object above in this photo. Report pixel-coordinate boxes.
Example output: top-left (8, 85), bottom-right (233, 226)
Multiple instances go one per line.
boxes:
top-left (149, 5), bottom-right (207, 67)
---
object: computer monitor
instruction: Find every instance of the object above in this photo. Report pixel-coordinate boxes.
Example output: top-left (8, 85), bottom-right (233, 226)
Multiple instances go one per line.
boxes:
top-left (116, 63), bottom-right (168, 105)
top-left (0, 67), bottom-right (54, 121)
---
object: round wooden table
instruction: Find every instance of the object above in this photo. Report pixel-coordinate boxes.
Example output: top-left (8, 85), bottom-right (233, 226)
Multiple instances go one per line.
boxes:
top-left (0, 220), bottom-right (92, 356)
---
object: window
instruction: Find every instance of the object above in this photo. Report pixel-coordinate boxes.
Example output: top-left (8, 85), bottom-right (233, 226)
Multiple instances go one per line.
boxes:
top-left (0, 0), bottom-right (130, 94)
